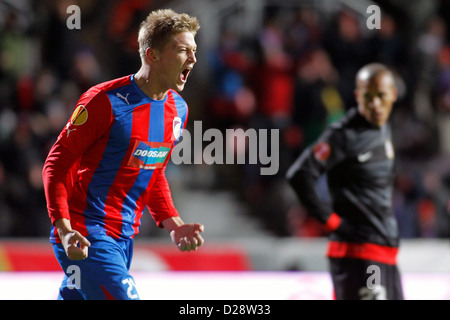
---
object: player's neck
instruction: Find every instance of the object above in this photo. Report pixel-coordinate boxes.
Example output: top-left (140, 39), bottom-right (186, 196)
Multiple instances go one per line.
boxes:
top-left (135, 65), bottom-right (168, 101)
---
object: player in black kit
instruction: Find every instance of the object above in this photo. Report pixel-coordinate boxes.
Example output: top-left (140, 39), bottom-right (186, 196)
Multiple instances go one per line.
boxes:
top-left (286, 63), bottom-right (404, 300)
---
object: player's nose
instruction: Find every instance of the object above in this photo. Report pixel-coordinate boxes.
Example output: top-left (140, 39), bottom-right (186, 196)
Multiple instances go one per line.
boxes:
top-left (368, 96), bottom-right (382, 109)
top-left (188, 50), bottom-right (197, 64)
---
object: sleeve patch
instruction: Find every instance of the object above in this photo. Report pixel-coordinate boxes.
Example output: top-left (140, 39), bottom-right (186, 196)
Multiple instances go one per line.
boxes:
top-left (71, 105), bottom-right (88, 125)
top-left (313, 142), bottom-right (331, 161)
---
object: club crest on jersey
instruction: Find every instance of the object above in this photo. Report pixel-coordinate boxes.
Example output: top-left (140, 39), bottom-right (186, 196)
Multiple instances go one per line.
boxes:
top-left (313, 142), bottom-right (331, 162)
top-left (173, 117), bottom-right (182, 140)
top-left (128, 141), bottom-right (172, 170)
top-left (70, 105), bottom-right (88, 126)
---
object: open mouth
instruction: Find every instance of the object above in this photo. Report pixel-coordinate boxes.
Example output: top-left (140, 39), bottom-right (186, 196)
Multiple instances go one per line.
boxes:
top-left (180, 68), bottom-right (192, 83)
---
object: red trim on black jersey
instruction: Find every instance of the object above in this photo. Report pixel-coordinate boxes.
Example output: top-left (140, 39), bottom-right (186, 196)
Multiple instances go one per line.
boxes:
top-left (323, 212), bottom-right (341, 232)
top-left (326, 241), bottom-right (398, 265)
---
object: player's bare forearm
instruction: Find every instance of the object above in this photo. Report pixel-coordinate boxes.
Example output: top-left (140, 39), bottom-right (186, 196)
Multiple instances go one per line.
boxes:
top-left (54, 218), bottom-right (91, 260)
top-left (162, 216), bottom-right (205, 252)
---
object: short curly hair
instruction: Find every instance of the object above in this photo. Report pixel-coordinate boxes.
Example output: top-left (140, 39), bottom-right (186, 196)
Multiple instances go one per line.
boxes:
top-left (138, 9), bottom-right (200, 60)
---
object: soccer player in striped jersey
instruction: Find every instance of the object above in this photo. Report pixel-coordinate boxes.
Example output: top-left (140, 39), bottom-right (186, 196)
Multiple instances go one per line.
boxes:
top-left (42, 9), bottom-right (204, 300)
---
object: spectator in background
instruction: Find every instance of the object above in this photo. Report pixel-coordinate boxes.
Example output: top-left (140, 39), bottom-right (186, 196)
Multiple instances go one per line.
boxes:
top-left (291, 48), bottom-right (344, 149)
top-left (367, 14), bottom-right (408, 68)
top-left (324, 10), bottom-right (370, 108)
top-left (206, 29), bottom-right (255, 132)
top-left (433, 45), bottom-right (450, 155)
top-left (285, 7), bottom-right (323, 60)
top-left (414, 15), bottom-right (447, 121)
top-left (256, 14), bottom-right (294, 127)
top-left (106, 0), bottom-right (153, 77)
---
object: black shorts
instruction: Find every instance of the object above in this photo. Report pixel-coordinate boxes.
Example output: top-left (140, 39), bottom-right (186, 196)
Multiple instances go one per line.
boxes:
top-left (329, 257), bottom-right (404, 300)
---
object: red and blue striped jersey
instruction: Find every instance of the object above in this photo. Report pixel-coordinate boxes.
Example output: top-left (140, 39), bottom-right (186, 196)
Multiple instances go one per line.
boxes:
top-left (43, 74), bottom-right (188, 243)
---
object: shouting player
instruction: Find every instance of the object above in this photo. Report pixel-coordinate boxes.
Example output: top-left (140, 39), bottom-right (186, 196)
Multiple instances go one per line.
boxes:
top-left (286, 63), bottom-right (404, 300)
top-left (42, 9), bottom-right (204, 300)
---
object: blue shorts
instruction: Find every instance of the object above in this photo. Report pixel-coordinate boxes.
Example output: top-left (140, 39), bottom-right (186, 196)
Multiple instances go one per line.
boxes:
top-left (53, 234), bottom-right (139, 300)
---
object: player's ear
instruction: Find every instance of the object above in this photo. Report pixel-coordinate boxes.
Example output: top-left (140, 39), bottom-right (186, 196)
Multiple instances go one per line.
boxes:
top-left (146, 48), bottom-right (160, 63)
top-left (391, 86), bottom-right (398, 102)
top-left (354, 88), bottom-right (359, 103)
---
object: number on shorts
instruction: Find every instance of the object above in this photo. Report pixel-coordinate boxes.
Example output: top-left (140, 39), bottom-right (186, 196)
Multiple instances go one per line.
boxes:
top-left (122, 278), bottom-right (138, 299)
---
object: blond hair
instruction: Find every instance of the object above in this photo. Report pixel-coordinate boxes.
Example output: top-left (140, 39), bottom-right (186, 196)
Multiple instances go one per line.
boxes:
top-left (138, 9), bottom-right (200, 60)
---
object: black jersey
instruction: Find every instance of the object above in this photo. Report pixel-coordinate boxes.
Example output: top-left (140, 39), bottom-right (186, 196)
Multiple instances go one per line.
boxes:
top-left (287, 107), bottom-right (399, 248)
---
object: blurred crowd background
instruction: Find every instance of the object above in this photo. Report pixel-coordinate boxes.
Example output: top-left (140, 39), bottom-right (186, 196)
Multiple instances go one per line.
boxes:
top-left (0, 0), bottom-right (449, 240)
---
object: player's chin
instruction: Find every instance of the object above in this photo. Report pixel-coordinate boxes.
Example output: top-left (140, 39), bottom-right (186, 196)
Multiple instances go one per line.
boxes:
top-left (174, 82), bottom-right (186, 92)
top-left (369, 114), bottom-right (386, 127)
top-left (373, 117), bottom-right (387, 127)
